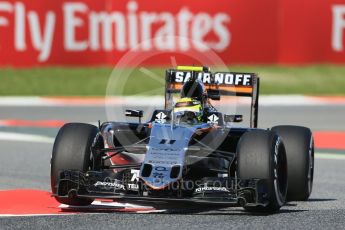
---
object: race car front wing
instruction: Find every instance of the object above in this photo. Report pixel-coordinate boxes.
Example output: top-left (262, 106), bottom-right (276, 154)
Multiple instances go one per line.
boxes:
top-left (54, 170), bottom-right (271, 208)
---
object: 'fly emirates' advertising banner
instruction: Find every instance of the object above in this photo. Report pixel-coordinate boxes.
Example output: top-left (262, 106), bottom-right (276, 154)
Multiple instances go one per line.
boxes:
top-left (0, 0), bottom-right (344, 67)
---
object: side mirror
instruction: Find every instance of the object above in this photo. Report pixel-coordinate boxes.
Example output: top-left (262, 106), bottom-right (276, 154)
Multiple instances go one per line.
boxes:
top-left (125, 110), bottom-right (143, 123)
top-left (224, 114), bottom-right (243, 123)
top-left (207, 89), bottom-right (221, 100)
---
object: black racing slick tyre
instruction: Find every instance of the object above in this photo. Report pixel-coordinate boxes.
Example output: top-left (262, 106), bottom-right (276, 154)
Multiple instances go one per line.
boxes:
top-left (271, 125), bottom-right (314, 201)
top-left (237, 130), bottom-right (288, 213)
top-left (50, 123), bottom-right (99, 206)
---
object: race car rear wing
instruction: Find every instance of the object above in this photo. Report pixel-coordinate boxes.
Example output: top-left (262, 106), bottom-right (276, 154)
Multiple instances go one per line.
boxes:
top-left (165, 66), bottom-right (260, 128)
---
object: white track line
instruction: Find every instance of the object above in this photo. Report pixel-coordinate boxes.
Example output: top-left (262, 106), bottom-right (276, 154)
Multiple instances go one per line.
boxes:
top-left (0, 96), bottom-right (343, 107)
top-left (0, 97), bottom-right (53, 106)
top-left (59, 201), bottom-right (154, 210)
top-left (0, 132), bottom-right (54, 143)
top-left (315, 152), bottom-right (345, 160)
top-left (0, 214), bottom-right (75, 217)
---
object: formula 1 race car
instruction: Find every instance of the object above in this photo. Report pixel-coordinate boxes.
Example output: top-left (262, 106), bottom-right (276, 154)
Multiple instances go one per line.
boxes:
top-left (51, 66), bottom-right (314, 213)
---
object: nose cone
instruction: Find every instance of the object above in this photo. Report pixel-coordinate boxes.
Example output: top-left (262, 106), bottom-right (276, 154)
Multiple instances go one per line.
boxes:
top-left (139, 123), bottom-right (193, 189)
top-left (140, 162), bottom-right (182, 189)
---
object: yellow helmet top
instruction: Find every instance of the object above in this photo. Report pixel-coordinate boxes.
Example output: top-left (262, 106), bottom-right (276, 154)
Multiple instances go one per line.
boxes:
top-left (173, 97), bottom-right (202, 113)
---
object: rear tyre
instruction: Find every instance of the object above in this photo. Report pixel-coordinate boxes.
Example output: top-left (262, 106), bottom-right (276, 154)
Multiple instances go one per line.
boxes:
top-left (50, 123), bottom-right (99, 205)
top-left (237, 130), bottom-right (288, 213)
top-left (271, 125), bottom-right (314, 201)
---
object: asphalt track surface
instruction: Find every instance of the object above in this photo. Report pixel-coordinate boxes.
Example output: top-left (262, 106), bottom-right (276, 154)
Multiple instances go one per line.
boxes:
top-left (0, 105), bottom-right (345, 229)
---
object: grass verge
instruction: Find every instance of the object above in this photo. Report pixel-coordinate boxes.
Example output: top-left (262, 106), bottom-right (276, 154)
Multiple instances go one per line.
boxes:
top-left (0, 65), bottom-right (344, 96)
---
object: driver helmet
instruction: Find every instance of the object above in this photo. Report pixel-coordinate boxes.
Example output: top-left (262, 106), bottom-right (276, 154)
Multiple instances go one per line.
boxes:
top-left (180, 79), bottom-right (206, 101)
top-left (173, 97), bottom-right (203, 123)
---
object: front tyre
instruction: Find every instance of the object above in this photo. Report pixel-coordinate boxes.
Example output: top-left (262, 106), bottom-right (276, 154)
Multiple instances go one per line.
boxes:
top-left (50, 123), bottom-right (99, 205)
top-left (237, 130), bottom-right (288, 213)
top-left (271, 125), bottom-right (314, 201)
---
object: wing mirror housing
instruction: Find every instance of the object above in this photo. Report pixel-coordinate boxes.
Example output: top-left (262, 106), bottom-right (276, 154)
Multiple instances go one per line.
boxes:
top-left (125, 110), bottom-right (144, 123)
top-left (224, 114), bottom-right (243, 123)
top-left (207, 89), bottom-right (221, 100)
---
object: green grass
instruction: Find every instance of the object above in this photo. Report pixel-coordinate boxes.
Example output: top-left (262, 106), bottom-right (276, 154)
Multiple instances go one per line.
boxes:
top-left (0, 65), bottom-right (345, 96)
